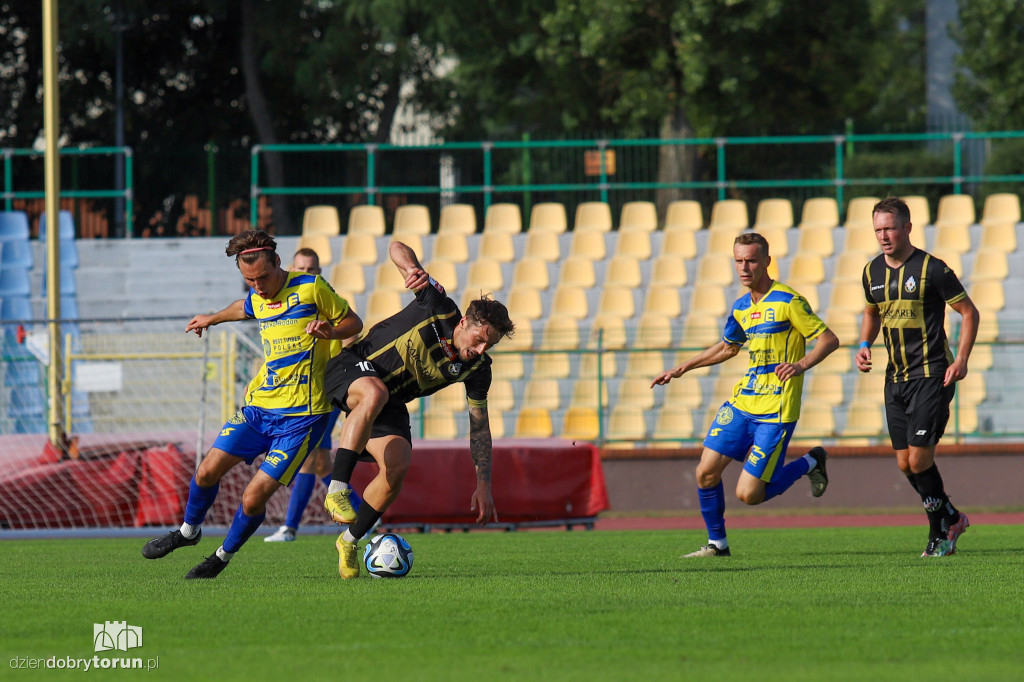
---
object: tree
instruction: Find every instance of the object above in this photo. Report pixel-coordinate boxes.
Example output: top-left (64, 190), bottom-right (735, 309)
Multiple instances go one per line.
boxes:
top-left (952, 0), bottom-right (1024, 131)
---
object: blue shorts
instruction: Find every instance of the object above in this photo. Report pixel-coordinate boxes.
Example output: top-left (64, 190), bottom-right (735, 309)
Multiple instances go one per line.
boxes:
top-left (702, 402), bottom-right (796, 483)
top-left (212, 405), bottom-right (329, 486)
top-left (318, 407), bottom-right (341, 450)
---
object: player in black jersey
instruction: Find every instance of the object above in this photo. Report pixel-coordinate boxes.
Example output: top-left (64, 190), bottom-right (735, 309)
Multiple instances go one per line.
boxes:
top-left (855, 197), bottom-right (979, 557)
top-left (322, 241), bottom-right (515, 578)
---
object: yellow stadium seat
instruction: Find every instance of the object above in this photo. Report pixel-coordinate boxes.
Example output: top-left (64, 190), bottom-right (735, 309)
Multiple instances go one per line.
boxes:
top-left (570, 378), bottom-right (609, 409)
top-left (596, 287), bottom-right (635, 320)
top-left (589, 314), bottom-right (628, 349)
top-left (617, 377), bottom-right (657, 411)
top-left (804, 373), bottom-right (845, 407)
top-left (662, 229), bottom-right (698, 259)
top-left (605, 256), bottom-right (642, 288)
top-left (365, 290), bottom-right (403, 327)
top-left (562, 406), bottom-right (601, 441)
top-left (829, 282), bottom-right (868, 313)
top-left (431, 233), bottom-right (470, 263)
top-left (755, 225), bottom-right (790, 258)
top-left (482, 202), bottom-right (522, 234)
top-left (696, 253), bottom-right (734, 286)
top-left (664, 199), bottom-right (703, 231)
top-left (644, 286), bottom-right (683, 318)
top-left (348, 205), bottom-right (386, 236)
top-left (302, 205), bottom-right (341, 236)
top-left (842, 401), bottom-right (886, 440)
top-left (329, 261), bottom-right (367, 294)
top-left (541, 316), bottom-right (580, 350)
top-left (753, 198), bottom-right (794, 230)
top-left (681, 317), bottom-right (722, 348)
top-left (465, 258), bottom-right (504, 294)
top-left (430, 382), bottom-right (466, 413)
top-left (969, 280), bottom-right (1004, 311)
top-left (798, 197), bottom-right (840, 230)
top-left (477, 232), bottom-right (516, 262)
top-left (523, 231), bottom-right (562, 262)
top-left (794, 402), bottom-right (836, 439)
top-left (650, 254), bottom-right (688, 288)
top-left (956, 372), bottom-right (986, 406)
top-left (933, 224), bottom-right (971, 253)
top-left (934, 194), bottom-right (976, 229)
top-left (822, 311), bottom-right (858, 347)
top-left (814, 346), bottom-right (853, 375)
top-left (969, 248), bottom-right (1007, 282)
top-left (394, 233), bottom-right (424, 260)
top-left (844, 196), bottom-right (880, 230)
top-left (834, 251), bottom-right (868, 282)
top-left (689, 284), bottom-right (728, 317)
top-left (619, 201), bottom-right (658, 232)
top-left (501, 314), bottom-right (533, 352)
top-left (523, 379), bottom-right (562, 411)
top-left (842, 226), bottom-right (880, 254)
top-left (625, 350), bottom-right (667, 377)
top-left (373, 261), bottom-right (407, 291)
top-left (929, 248), bottom-right (963, 278)
top-left (393, 204), bottom-right (431, 236)
top-left (514, 407), bottom-right (553, 438)
top-left (511, 258), bottom-right (550, 290)
top-left (528, 202), bottom-right (568, 233)
top-left (793, 284), bottom-right (819, 312)
top-left (852, 371), bottom-right (885, 404)
top-left (968, 344), bottom-right (993, 371)
top-left (422, 408), bottom-right (459, 439)
top-left (488, 407), bottom-right (506, 438)
top-left (425, 259), bottom-right (458, 290)
top-left (653, 406), bottom-right (696, 441)
top-left (491, 353), bottom-right (525, 380)
top-left (709, 199), bottom-right (749, 231)
top-left (532, 353), bottom-right (572, 379)
top-left (558, 256), bottom-right (596, 288)
top-left (505, 287), bottom-right (544, 321)
top-left (787, 252), bottom-right (826, 285)
top-left (979, 222), bottom-right (1017, 252)
top-left (569, 230), bottom-right (607, 260)
top-left (296, 234), bottom-right (333, 267)
top-left (438, 203), bottom-right (478, 235)
top-left (606, 405), bottom-right (648, 441)
top-left (614, 230), bottom-right (652, 259)
top-left (635, 313), bottom-right (673, 349)
top-left (574, 201), bottom-right (613, 232)
top-left (489, 379), bottom-right (516, 412)
top-left (980, 192), bottom-right (1021, 227)
top-left (663, 374), bottom-right (703, 409)
top-left (551, 286), bottom-right (589, 320)
top-left (796, 224), bottom-right (835, 257)
top-left (706, 227), bottom-right (742, 255)
top-left (578, 350), bottom-right (619, 380)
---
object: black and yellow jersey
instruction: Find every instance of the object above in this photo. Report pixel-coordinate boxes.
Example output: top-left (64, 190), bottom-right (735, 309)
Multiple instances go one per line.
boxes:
top-left (346, 278), bottom-right (491, 407)
top-left (861, 249), bottom-right (967, 382)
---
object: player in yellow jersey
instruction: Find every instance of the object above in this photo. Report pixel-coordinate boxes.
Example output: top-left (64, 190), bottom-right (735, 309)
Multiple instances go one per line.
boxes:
top-left (142, 231), bottom-right (362, 578)
top-left (652, 232), bottom-right (839, 558)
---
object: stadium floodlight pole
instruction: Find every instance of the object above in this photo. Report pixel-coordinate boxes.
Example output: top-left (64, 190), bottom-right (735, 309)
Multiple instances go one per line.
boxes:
top-left (42, 0), bottom-right (66, 450)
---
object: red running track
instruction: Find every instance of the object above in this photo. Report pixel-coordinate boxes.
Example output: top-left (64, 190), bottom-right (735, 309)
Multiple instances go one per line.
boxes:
top-left (592, 512), bottom-right (1024, 531)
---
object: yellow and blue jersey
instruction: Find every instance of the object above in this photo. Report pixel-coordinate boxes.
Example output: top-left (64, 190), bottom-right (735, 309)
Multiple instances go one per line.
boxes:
top-left (721, 281), bottom-right (826, 423)
top-left (243, 271), bottom-right (350, 416)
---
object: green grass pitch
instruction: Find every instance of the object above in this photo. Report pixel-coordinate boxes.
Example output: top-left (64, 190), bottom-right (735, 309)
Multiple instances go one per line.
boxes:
top-left (2, 525), bottom-right (1022, 681)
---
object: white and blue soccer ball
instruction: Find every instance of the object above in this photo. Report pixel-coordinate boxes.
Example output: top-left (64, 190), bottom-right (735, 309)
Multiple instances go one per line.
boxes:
top-left (363, 533), bottom-right (413, 578)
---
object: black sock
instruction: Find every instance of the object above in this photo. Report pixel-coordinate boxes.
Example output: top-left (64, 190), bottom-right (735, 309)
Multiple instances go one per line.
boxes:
top-left (905, 473), bottom-right (921, 494)
top-left (914, 464), bottom-right (957, 538)
top-left (331, 448), bottom-right (359, 483)
top-left (350, 500), bottom-right (383, 541)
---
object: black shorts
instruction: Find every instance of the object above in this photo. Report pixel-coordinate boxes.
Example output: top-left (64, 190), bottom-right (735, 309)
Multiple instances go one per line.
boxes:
top-left (884, 377), bottom-right (956, 450)
top-left (324, 349), bottom-right (413, 444)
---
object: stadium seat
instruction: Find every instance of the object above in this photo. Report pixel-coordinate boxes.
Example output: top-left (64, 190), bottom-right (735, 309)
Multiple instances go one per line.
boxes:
top-left (616, 377), bottom-right (656, 410)
top-left (822, 311), bottom-right (858, 347)
top-left (430, 382), bottom-right (467, 412)
top-left (422, 408), bottom-right (459, 439)
top-left (439, 203), bottom-right (478, 235)
top-left (624, 350), bottom-right (667, 378)
top-left (477, 232), bottom-right (516, 262)
top-left (794, 402), bottom-right (836, 439)
top-left (570, 378), bottom-right (609, 409)
top-left (522, 378), bottom-right (562, 411)
top-left (680, 317), bottom-right (723, 348)
top-left (933, 224), bottom-right (971, 253)
top-left (487, 407), bottom-right (506, 438)
top-left (968, 343), bottom-right (993, 372)
top-left (957, 371), bottom-right (986, 406)
top-left (578, 348), bottom-right (619, 380)
top-left (393, 204), bottom-right (432, 236)
top-left (490, 352), bottom-right (525, 380)
top-left (38, 210), bottom-right (76, 240)
top-left (425, 259), bottom-right (458, 290)
top-left (664, 200), bottom-right (703, 231)
top-left (842, 401), bottom-right (886, 439)
top-left (948, 401), bottom-right (978, 434)
top-left (935, 194), bottom-right (977, 230)
top-left (528, 202), bottom-right (567, 233)
top-left (0, 211), bottom-right (31, 241)
top-left (708, 199), bottom-right (749, 231)
top-left (465, 258), bottom-right (504, 294)
top-left (688, 284), bottom-right (728, 317)
top-left (347, 205), bottom-right (387, 236)
top-left (661, 229), bottom-right (698, 260)
top-left (1, 239), bottom-right (33, 269)
top-left (842, 226), bottom-right (880, 254)
top-left (329, 261), bottom-right (367, 294)
top-left (980, 192), bottom-right (1021, 228)
top-left (301, 205), bottom-right (341, 236)
top-left (787, 252), bottom-right (826, 285)
top-left (488, 379), bottom-right (516, 412)
top-left (511, 258), bottom-right (550, 290)
top-left (706, 228), bottom-right (742, 255)
top-left (373, 261), bottom-right (407, 291)
top-left (696, 253), bottom-right (734, 286)
top-left (828, 282), bottom-right (868, 313)
top-left (969, 280), bottom-right (1004, 311)
top-left (589, 314), bottom-right (628, 349)
top-left (501, 313), bottom-right (533, 352)
top-left (0, 295), bottom-right (32, 322)
top-left (605, 256), bottom-right (642, 288)
top-left (0, 266), bottom-right (32, 297)
top-left (618, 201), bottom-right (658, 232)
top-left (296, 234), bottom-right (334, 267)
top-left (514, 407), bottom-right (554, 438)
top-left (613, 230), bottom-right (652, 260)
top-left (650, 254), bottom-right (688, 288)
top-left (431, 233), bottom-right (470, 263)
top-left (635, 313), bottom-right (673, 349)
top-left (844, 196), bottom-right (880, 230)
top-left (569, 230), bottom-right (607, 260)
top-left (979, 222), bottom-right (1017, 252)
top-left (814, 346), bottom-right (853, 375)
top-left (364, 290), bottom-right (403, 327)
top-left (796, 225), bottom-right (835, 257)
top-left (754, 225), bottom-right (790, 258)
top-left (792, 283), bottom-right (819, 311)
top-left (753, 198), bottom-right (794, 230)
top-left (573, 201), bottom-right (613, 232)
top-left (662, 374), bottom-right (703, 409)
top-left (562, 406), bottom-right (601, 441)
top-left (482, 203), bottom-right (522, 234)
top-left (541, 316), bottom-right (581, 350)
top-left (644, 286), bottom-right (683, 318)
top-left (505, 287), bottom-right (544, 321)
top-left (929, 247), bottom-right (963, 278)
top-left (558, 256), bottom-right (596, 288)
top-left (653, 405), bottom-right (695, 441)
top-left (852, 371), bottom-right (885, 405)
top-left (969, 248), bottom-right (1007, 282)
top-left (606, 405), bottom-right (648, 442)
top-left (523, 231), bottom-right (561, 262)
top-left (804, 373), bottom-right (845, 407)
top-left (834, 251), bottom-right (868, 282)
top-left (340, 233), bottom-right (379, 265)
top-left (901, 195), bottom-right (931, 227)
top-left (551, 286), bottom-right (589, 320)
top-left (798, 197), bottom-right (840, 230)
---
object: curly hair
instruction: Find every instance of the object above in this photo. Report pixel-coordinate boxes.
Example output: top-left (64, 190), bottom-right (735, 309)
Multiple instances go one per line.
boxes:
top-left (466, 294), bottom-right (515, 340)
top-left (225, 230), bottom-right (278, 268)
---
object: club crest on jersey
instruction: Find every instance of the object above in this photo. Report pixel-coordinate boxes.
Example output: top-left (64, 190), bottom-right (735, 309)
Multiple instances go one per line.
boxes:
top-left (905, 276), bottom-right (917, 293)
top-left (715, 405), bottom-right (734, 425)
top-left (448, 362), bottom-right (462, 375)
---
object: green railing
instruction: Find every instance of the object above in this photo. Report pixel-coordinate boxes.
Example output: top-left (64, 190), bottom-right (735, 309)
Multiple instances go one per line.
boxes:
top-left (1, 146), bottom-right (134, 236)
top-left (250, 131), bottom-right (1024, 227)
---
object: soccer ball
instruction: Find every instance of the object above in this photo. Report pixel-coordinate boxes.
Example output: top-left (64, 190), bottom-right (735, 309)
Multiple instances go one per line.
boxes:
top-left (362, 533), bottom-right (413, 578)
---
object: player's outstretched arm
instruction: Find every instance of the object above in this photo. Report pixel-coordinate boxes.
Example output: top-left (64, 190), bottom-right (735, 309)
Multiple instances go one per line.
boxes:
top-left (467, 405), bottom-right (498, 525)
top-left (651, 341), bottom-right (740, 387)
top-left (945, 296), bottom-right (980, 386)
top-left (185, 299), bottom-right (247, 338)
top-left (389, 241), bottom-right (430, 291)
